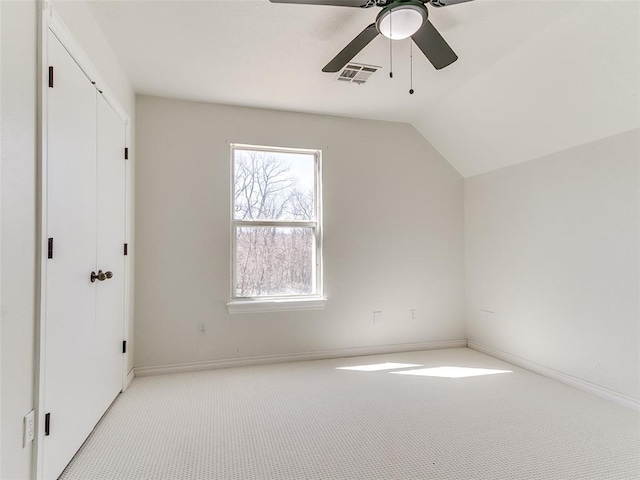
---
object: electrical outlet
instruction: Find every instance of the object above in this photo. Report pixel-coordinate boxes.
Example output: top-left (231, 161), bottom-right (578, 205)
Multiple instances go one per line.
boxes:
top-left (197, 322), bottom-right (207, 335)
top-left (23, 410), bottom-right (35, 447)
top-left (481, 309), bottom-right (495, 322)
top-left (373, 311), bottom-right (383, 325)
top-left (409, 309), bottom-right (416, 321)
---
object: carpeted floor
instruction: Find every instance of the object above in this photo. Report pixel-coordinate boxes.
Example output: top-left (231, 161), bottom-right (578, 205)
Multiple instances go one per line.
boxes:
top-left (60, 348), bottom-right (640, 479)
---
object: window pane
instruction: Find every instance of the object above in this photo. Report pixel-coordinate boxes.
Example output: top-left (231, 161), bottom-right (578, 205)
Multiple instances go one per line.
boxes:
top-left (235, 226), bottom-right (315, 297)
top-left (233, 149), bottom-right (315, 221)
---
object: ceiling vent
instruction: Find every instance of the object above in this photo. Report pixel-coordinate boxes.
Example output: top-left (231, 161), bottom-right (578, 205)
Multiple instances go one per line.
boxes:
top-left (336, 63), bottom-right (380, 85)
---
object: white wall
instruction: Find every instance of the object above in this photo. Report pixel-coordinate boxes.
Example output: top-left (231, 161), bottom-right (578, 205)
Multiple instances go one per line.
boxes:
top-left (0, 2), bottom-right (135, 479)
top-left (0, 1), bottom-right (3, 471)
top-left (466, 129), bottom-right (640, 400)
top-left (135, 95), bottom-right (465, 369)
top-left (1, 2), bottom-right (37, 478)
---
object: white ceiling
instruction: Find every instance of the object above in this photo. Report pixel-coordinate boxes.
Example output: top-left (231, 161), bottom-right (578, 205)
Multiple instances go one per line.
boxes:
top-left (88, 0), bottom-right (640, 177)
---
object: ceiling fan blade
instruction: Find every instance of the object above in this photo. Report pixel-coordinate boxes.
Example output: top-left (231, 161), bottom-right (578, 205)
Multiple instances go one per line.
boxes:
top-left (411, 20), bottom-right (458, 70)
top-left (269, 0), bottom-right (368, 6)
top-left (322, 23), bottom-right (379, 73)
top-left (428, 0), bottom-right (476, 7)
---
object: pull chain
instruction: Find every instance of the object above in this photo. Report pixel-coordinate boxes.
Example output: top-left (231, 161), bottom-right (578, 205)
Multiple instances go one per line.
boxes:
top-left (409, 40), bottom-right (414, 94)
top-left (389, 11), bottom-right (393, 78)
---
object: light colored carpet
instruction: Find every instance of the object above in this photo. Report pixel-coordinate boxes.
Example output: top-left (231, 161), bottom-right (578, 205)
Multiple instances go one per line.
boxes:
top-left (60, 348), bottom-right (640, 479)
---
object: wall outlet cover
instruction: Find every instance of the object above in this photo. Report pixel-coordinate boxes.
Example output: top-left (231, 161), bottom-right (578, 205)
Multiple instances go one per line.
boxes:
top-left (24, 410), bottom-right (35, 447)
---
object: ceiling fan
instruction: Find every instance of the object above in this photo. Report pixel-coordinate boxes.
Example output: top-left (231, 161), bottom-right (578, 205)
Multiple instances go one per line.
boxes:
top-left (269, 0), bottom-right (475, 73)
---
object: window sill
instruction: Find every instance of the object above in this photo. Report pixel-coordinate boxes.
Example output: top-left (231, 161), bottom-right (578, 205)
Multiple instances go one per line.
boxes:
top-left (227, 297), bottom-right (328, 314)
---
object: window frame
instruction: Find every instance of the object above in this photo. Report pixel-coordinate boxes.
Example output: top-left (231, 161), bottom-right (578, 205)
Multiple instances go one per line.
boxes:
top-left (228, 143), bottom-right (325, 313)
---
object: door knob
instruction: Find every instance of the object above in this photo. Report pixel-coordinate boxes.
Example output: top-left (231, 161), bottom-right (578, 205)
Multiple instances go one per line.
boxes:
top-left (90, 270), bottom-right (113, 283)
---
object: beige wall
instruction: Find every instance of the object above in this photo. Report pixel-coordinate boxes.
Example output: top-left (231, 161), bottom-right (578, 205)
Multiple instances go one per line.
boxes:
top-left (465, 129), bottom-right (640, 400)
top-left (134, 95), bottom-right (466, 369)
top-left (0, 2), bottom-right (135, 479)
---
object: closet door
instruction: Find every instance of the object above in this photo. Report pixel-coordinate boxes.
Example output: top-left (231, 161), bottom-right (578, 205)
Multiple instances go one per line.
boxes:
top-left (94, 94), bottom-right (126, 417)
top-left (44, 32), bottom-right (98, 480)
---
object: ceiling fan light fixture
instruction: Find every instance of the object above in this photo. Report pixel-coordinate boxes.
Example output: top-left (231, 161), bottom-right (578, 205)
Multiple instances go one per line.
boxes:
top-left (377, 4), bottom-right (427, 40)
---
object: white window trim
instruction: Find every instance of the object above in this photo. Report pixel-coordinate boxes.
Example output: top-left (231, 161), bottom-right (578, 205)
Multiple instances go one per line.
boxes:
top-left (227, 297), bottom-right (328, 314)
top-left (228, 144), bottom-right (324, 313)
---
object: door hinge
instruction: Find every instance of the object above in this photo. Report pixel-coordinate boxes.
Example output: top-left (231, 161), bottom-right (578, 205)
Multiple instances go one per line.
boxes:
top-left (47, 238), bottom-right (54, 259)
top-left (124, 147), bottom-right (129, 160)
top-left (122, 341), bottom-right (127, 354)
top-left (48, 66), bottom-right (54, 88)
top-left (124, 243), bottom-right (128, 256)
top-left (44, 413), bottom-right (51, 436)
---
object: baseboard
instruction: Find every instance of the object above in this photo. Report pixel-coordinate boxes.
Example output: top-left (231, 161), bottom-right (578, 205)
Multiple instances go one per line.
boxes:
top-left (468, 340), bottom-right (640, 412)
top-left (134, 339), bottom-right (468, 377)
top-left (124, 369), bottom-right (135, 390)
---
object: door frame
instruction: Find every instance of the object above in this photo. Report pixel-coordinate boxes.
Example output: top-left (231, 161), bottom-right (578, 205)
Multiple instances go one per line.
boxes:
top-left (35, 3), bottom-right (132, 479)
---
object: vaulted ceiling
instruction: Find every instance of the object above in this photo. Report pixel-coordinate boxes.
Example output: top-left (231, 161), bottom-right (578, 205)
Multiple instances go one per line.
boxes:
top-left (88, 0), bottom-right (639, 177)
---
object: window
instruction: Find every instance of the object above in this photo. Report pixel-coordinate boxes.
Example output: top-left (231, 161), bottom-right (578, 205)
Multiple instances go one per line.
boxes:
top-left (228, 144), bottom-right (325, 313)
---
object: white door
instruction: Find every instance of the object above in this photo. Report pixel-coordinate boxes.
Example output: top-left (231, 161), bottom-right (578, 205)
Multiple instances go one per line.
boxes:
top-left (44, 32), bottom-right (98, 480)
top-left (43, 30), bottom-right (127, 480)
top-left (94, 94), bottom-right (126, 418)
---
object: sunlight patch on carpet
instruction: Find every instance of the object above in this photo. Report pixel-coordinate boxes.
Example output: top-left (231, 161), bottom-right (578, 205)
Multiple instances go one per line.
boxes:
top-left (336, 362), bottom-right (423, 372)
top-left (391, 366), bottom-right (512, 378)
